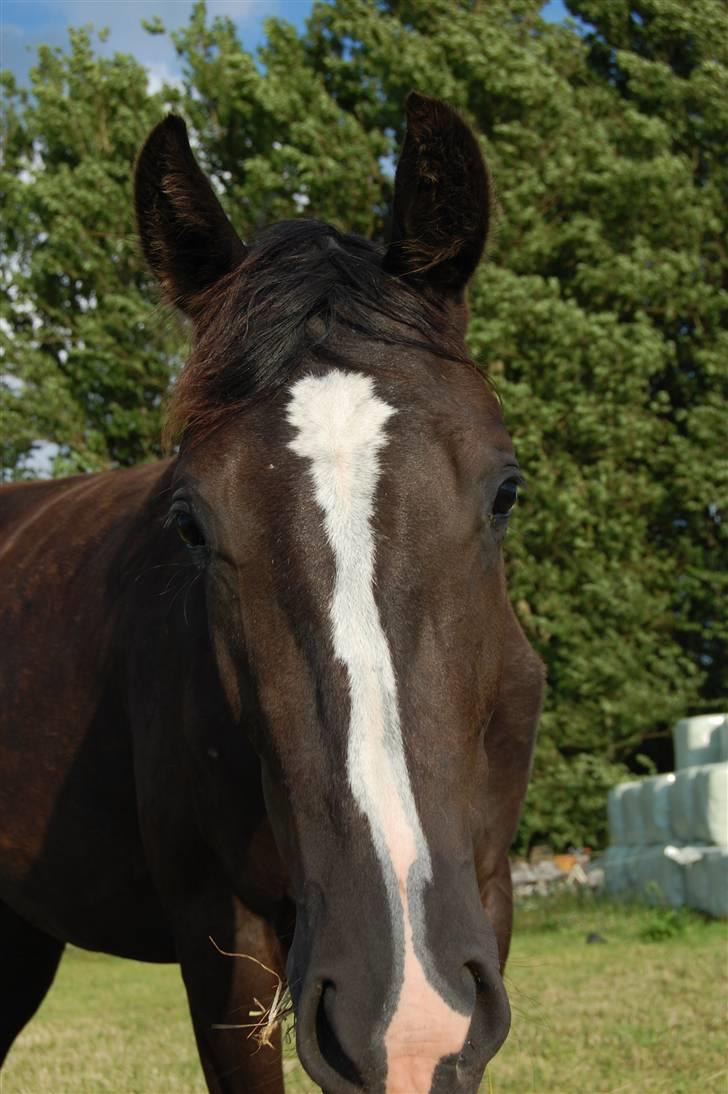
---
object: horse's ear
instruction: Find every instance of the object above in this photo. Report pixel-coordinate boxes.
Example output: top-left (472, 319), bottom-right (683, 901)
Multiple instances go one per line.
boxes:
top-left (134, 115), bottom-right (247, 315)
top-left (383, 92), bottom-right (490, 295)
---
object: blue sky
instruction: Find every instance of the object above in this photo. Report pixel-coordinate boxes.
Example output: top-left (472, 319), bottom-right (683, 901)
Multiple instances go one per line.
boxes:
top-left (2, 1), bottom-right (311, 87)
top-left (2, 0), bottom-right (570, 87)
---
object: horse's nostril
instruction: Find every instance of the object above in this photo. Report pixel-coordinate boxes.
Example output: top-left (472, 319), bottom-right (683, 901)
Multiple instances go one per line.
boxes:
top-left (465, 960), bottom-right (489, 996)
top-left (462, 959), bottom-right (511, 1068)
top-left (315, 981), bottom-right (363, 1087)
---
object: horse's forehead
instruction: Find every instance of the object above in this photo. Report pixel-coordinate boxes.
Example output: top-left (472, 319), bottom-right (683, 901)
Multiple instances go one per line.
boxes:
top-left (194, 361), bottom-right (509, 510)
top-left (262, 361), bottom-right (507, 460)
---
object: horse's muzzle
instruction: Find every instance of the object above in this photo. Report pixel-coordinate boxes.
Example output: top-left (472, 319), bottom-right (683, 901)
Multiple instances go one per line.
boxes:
top-left (293, 953), bottom-right (510, 1093)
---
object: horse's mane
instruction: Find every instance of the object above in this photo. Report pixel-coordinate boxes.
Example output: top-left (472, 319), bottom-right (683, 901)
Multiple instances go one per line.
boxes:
top-left (164, 218), bottom-right (465, 447)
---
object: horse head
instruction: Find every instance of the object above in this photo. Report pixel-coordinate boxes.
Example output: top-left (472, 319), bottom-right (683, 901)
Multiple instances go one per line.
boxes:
top-left (134, 93), bottom-right (537, 1094)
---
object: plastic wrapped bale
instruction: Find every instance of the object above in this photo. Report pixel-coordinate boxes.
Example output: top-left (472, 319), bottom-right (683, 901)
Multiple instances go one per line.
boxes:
top-left (632, 846), bottom-right (686, 907)
top-left (719, 717), bottom-right (728, 763)
top-left (640, 773), bottom-right (676, 845)
top-left (684, 847), bottom-right (728, 918)
top-left (623, 845), bottom-right (645, 889)
top-left (692, 762), bottom-right (728, 846)
top-left (673, 714), bottom-right (725, 770)
top-left (620, 781), bottom-right (646, 846)
top-left (669, 768), bottom-right (699, 843)
top-left (607, 784), bottom-right (629, 846)
top-left (602, 846), bottom-right (632, 893)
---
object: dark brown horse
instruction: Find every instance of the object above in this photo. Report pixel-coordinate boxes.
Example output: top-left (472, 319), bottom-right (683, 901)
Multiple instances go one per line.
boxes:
top-left (0, 94), bottom-right (543, 1094)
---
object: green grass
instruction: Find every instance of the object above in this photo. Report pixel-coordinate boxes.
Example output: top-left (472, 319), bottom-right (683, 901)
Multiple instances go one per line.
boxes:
top-left (492, 893), bottom-right (727, 1093)
top-left (2, 894), bottom-right (726, 1093)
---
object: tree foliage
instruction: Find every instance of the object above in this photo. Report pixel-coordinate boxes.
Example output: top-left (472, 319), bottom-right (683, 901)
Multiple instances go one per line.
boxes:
top-left (1, 0), bottom-right (726, 848)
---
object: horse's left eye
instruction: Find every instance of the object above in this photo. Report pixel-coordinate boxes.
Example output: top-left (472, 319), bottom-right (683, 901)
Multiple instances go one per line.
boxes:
top-left (492, 479), bottom-right (519, 517)
top-left (174, 511), bottom-right (205, 548)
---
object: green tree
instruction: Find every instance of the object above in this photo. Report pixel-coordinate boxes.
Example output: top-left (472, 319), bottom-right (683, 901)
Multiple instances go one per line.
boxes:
top-left (1, 1), bottom-right (725, 848)
top-left (1, 29), bottom-right (179, 475)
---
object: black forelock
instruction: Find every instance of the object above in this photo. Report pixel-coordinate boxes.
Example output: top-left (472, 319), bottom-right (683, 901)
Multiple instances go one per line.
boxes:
top-left (164, 218), bottom-right (465, 445)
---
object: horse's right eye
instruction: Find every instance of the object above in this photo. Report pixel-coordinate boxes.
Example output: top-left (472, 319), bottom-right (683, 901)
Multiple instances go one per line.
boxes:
top-left (492, 479), bottom-right (519, 517)
top-left (174, 511), bottom-right (205, 548)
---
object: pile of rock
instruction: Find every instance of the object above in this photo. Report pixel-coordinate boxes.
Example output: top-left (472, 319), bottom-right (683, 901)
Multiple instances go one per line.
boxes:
top-left (510, 850), bottom-right (598, 897)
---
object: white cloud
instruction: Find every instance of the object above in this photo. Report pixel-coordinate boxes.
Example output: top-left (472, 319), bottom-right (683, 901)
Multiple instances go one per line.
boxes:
top-left (146, 60), bottom-right (183, 95)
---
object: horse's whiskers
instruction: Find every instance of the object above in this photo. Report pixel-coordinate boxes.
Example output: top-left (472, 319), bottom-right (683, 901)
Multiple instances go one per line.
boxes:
top-left (183, 570), bottom-right (203, 626)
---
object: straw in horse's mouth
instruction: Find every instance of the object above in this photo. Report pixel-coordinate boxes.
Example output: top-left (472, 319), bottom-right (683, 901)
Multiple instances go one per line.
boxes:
top-left (208, 936), bottom-right (293, 1049)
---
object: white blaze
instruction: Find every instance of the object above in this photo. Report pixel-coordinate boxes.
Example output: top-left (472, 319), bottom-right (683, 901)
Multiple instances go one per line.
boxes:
top-left (287, 369), bottom-right (470, 1093)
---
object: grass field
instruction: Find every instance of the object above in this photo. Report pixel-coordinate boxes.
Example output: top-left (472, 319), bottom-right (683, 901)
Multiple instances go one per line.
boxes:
top-left (2, 893), bottom-right (726, 1093)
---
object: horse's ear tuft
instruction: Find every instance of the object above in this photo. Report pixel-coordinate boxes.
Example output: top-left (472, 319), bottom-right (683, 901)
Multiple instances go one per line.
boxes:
top-left (134, 115), bottom-right (247, 316)
top-left (383, 92), bottom-right (491, 295)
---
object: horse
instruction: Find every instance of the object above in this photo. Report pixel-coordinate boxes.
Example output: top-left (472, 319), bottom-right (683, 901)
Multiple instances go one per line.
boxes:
top-left (0, 92), bottom-right (543, 1094)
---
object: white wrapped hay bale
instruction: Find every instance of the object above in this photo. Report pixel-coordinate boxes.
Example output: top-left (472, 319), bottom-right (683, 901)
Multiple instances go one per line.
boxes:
top-left (669, 768), bottom-right (698, 842)
top-left (623, 845), bottom-right (646, 889)
top-left (607, 784), bottom-right (628, 845)
top-left (684, 847), bottom-right (728, 918)
top-left (599, 840), bottom-right (630, 892)
top-left (620, 781), bottom-right (646, 846)
top-left (719, 718), bottom-right (728, 763)
top-left (604, 712), bottom-right (728, 915)
top-left (673, 714), bottom-right (725, 770)
top-left (631, 846), bottom-right (685, 907)
top-left (640, 773), bottom-right (676, 844)
top-left (692, 762), bottom-right (728, 846)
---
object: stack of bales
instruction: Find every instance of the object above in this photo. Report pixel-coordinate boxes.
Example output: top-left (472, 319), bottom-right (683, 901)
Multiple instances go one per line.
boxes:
top-left (604, 714), bottom-right (728, 917)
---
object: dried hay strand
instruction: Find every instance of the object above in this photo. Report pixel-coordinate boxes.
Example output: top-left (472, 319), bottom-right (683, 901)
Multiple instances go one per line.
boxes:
top-left (208, 935), bottom-right (293, 1049)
